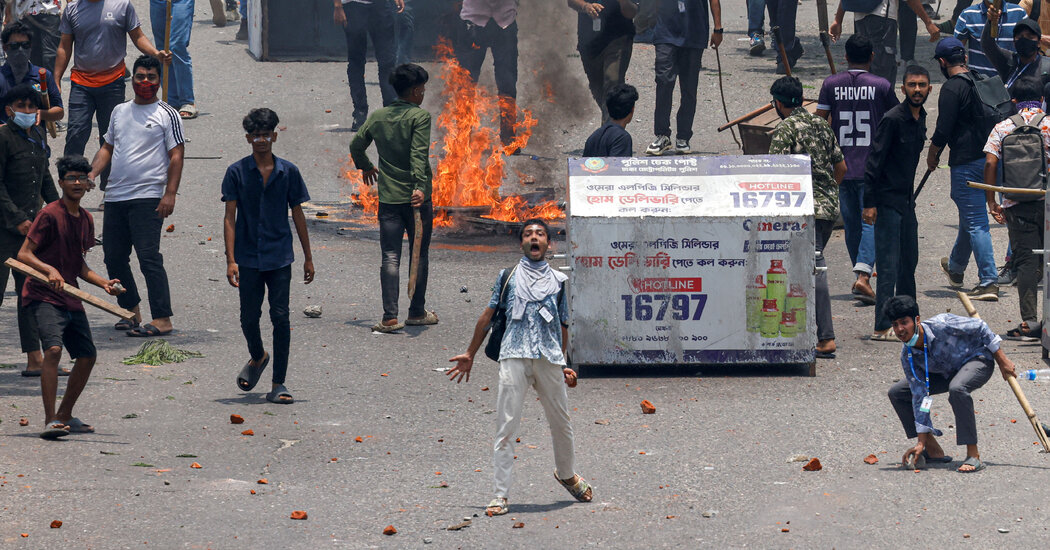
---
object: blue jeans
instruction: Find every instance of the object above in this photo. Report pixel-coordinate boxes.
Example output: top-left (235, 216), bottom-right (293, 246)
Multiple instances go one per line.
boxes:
top-left (396, 0), bottom-right (414, 66)
top-left (840, 179), bottom-right (876, 274)
top-left (747, 0), bottom-right (766, 35)
top-left (151, 0), bottom-right (195, 108)
top-left (948, 157), bottom-right (997, 286)
top-left (379, 201), bottom-right (432, 321)
top-left (64, 79), bottom-right (125, 191)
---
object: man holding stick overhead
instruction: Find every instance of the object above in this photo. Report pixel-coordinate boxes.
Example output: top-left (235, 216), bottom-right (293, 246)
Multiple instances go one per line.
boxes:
top-left (885, 295), bottom-right (1018, 472)
top-left (349, 63), bottom-right (435, 333)
top-left (17, 154), bottom-right (123, 439)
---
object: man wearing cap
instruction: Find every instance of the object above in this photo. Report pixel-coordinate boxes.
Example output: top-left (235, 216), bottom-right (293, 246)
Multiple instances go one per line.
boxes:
top-left (982, 13), bottom-right (1050, 90)
top-left (927, 37), bottom-right (1003, 302)
top-left (884, 295), bottom-right (1017, 473)
top-left (768, 75), bottom-right (847, 359)
top-left (954, 0), bottom-right (1026, 78)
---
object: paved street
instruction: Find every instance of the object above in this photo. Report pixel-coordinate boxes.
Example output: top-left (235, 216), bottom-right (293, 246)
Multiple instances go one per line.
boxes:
top-left (3, 0), bottom-right (1050, 547)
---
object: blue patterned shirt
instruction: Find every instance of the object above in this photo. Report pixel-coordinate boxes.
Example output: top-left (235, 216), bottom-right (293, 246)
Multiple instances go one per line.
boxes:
top-left (488, 267), bottom-right (569, 365)
top-left (900, 314), bottom-right (1001, 435)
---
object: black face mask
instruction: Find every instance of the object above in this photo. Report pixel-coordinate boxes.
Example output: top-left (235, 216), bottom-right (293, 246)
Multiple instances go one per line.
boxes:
top-left (1016, 37), bottom-right (1040, 57)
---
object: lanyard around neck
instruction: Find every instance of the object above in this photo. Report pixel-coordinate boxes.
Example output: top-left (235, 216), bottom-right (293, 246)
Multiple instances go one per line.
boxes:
top-left (1008, 60), bottom-right (1037, 89)
top-left (906, 331), bottom-right (930, 395)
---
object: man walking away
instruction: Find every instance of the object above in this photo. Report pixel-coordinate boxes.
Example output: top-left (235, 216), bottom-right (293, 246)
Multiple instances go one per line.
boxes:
top-left (955, 0), bottom-right (1026, 78)
top-left (55, 0), bottom-right (170, 193)
top-left (456, 0), bottom-right (521, 150)
top-left (448, 218), bottom-right (592, 517)
top-left (830, 0), bottom-right (940, 85)
top-left (864, 65), bottom-right (932, 341)
top-left (768, 75), bottom-right (847, 359)
top-left (983, 76), bottom-right (1048, 340)
top-left (89, 55), bottom-right (184, 337)
top-left (150, 0), bottom-right (197, 120)
top-left (928, 37), bottom-right (1006, 301)
top-left (333, 0), bottom-right (401, 132)
top-left (644, 0), bottom-right (722, 156)
top-left (816, 34), bottom-right (898, 306)
top-left (350, 64), bottom-right (437, 333)
top-left (0, 84), bottom-right (58, 376)
top-left (885, 295), bottom-right (1018, 473)
top-left (747, 0), bottom-right (767, 55)
top-left (583, 83), bottom-right (637, 156)
top-left (570, 0), bottom-right (637, 124)
top-left (223, 108), bottom-right (315, 405)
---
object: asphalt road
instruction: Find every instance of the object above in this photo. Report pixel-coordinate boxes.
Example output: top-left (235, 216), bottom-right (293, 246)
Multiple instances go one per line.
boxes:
top-left (3, 1), bottom-right (1050, 548)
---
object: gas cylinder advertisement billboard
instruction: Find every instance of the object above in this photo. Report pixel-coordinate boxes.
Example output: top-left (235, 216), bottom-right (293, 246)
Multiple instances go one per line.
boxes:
top-left (567, 155), bottom-right (817, 365)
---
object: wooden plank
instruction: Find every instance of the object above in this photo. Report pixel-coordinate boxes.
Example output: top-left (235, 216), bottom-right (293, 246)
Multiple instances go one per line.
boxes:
top-left (967, 181), bottom-right (1047, 196)
top-left (4, 258), bottom-right (135, 320)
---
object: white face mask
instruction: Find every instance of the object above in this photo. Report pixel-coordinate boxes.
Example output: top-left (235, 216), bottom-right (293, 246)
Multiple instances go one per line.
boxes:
top-left (906, 321), bottom-right (920, 347)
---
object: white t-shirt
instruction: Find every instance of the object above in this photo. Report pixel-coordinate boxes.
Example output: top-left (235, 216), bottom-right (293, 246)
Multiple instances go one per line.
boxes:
top-left (104, 100), bottom-right (185, 203)
top-left (855, 0), bottom-right (898, 22)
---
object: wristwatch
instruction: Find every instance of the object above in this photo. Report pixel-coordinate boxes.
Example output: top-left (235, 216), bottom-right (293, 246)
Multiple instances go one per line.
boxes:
top-left (713, 28), bottom-right (724, 34)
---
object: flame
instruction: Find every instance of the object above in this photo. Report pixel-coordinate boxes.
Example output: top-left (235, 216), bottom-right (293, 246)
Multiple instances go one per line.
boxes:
top-left (340, 37), bottom-right (564, 227)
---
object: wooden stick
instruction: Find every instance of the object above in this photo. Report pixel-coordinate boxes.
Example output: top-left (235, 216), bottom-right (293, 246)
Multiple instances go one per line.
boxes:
top-left (407, 207), bottom-right (422, 301)
top-left (4, 258), bottom-right (135, 320)
top-left (956, 291), bottom-right (1050, 452)
top-left (162, 0), bottom-right (172, 103)
top-left (718, 103), bottom-right (774, 132)
top-left (967, 181), bottom-right (1047, 196)
top-left (37, 68), bottom-right (57, 138)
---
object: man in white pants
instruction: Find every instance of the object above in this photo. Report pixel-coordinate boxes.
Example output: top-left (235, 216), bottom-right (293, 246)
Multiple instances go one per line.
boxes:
top-left (448, 218), bottom-right (592, 517)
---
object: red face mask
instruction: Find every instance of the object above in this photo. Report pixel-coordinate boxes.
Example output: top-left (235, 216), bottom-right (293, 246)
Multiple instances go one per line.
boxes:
top-left (133, 80), bottom-right (160, 100)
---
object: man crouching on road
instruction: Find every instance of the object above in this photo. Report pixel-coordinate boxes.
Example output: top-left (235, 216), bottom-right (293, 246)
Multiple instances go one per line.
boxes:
top-left (885, 295), bottom-right (1017, 472)
top-left (448, 218), bottom-right (592, 516)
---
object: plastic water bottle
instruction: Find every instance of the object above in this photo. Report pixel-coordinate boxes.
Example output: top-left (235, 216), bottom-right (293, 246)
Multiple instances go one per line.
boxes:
top-left (1023, 368), bottom-right (1050, 380)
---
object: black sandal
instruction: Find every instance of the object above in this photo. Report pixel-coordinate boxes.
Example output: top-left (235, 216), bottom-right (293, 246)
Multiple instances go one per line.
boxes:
top-left (1005, 322), bottom-right (1041, 342)
top-left (114, 318), bottom-right (140, 331)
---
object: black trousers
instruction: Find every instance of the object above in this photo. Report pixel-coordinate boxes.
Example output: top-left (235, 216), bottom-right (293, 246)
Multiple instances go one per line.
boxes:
top-left (815, 219), bottom-right (835, 342)
top-left (455, 19), bottom-right (518, 143)
top-left (653, 43), bottom-right (702, 141)
top-left (898, 0), bottom-right (918, 62)
top-left (1005, 200), bottom-right (1044, 323)
top-left (855, 14), bottom-right (898, 86)
top-left (379, 201), bottom-right (432, 321)
top-left (102, 198), bottom-right (173, 319)
top-left (238, 265), bottom-right (291, 385)
top-left (342, 1), bottom-right (397, 117)
top-left (0, 233), bottom-right (40, 352)
top-left (874, 205), bottom-right (919, 331)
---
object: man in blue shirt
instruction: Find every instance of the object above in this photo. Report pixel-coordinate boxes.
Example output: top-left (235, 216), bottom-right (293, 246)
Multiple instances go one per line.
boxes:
top-left (583, 83), bottom-right (636, 156)
top-left (448, 219), bottom-right (591, 517)
top-left (884, 295), bottom-right (1017, 473)
top-left (221, 108), bottom-right (315, 405)
top-left (954, 0), bottom-right (1026, 77)
top-left (0, 21), bottom-right (63, 126)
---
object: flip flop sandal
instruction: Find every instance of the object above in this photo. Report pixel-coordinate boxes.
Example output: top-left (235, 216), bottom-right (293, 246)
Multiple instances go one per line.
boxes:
top-left (405, 311), bottom-right (439, 326)
top-left (851, 288), bottom-right (876, 306)
top-left (65, 417), bottom-right (95, 433)
top-left (371, 321), bottom-right (405, 333)
top-left (555, 471), bottom-right (593, 502)
top-left (870, 330), bottom-right (898, 342)
top-left (236, 353), bottom-right (269, 392)
top-left (127, 323), bottom-right (172, 337)
top-left (21, 367), bottom-right (72, 377)
top-left (904, 453), bottom-right (927, 470)
top-left (266, 384), bottom-right (294, 404)
top-left (815, 350), bottom-right (836, 359)
top-left (40, 420), bottom-right (69, 439)
top-left (922, 451), bottom-right (953, 464)
top-left (1005, 323), bottom-right (1041, 342)
top-left (486, 497), bottom-right (509, 516)
top-left (114, 318), bottom-right (140, 331)
top-left (958, 456), bottom-right (985, 473)
top-left (179, 104), bottom-right (199, 120)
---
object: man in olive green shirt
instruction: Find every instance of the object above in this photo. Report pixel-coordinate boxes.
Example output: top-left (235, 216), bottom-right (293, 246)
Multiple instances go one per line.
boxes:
top-left (349, 63), bottom-right (436, 333)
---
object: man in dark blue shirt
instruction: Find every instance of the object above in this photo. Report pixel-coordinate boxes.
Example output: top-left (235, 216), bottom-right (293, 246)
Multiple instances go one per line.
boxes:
top-left (221, 108), bottom-right (315, 406)
top-left (0, 21), bottom-right (62, 126)
top-left (644, 0), bottom-right (722, 156)
top-left (584, 83), bottom-right (636, 156)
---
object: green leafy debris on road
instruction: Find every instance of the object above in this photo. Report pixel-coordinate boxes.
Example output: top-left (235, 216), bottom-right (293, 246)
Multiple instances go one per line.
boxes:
top-left (263, 411), bottom-right (276, 416)
top-left (175, 454), bottom-right (197, 458)
top-left (0, 363), bottom-right (16, 368)
top-left (123, 413), bottom-right (139, 419)
top-left (132, 462), bottom-right (154, 467)
top-left (100, 451), bottom-right (118, 455)
top-left (122, 340), bottom-right (203, 366)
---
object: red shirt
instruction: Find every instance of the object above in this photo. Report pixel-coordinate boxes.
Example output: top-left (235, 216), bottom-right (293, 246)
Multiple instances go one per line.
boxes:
top-left (22, 200), bottom-right (95, 312)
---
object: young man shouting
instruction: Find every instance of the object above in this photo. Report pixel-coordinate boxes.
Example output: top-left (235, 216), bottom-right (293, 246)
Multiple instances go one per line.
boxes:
top-left (885, 295), bottom-right (1017, 472)
top-left (223, 108), bottom-right (314, 405)
top-left (448, 218), bottom-right (592, 516)
top-left (17, 155), bottom-right (123, 439)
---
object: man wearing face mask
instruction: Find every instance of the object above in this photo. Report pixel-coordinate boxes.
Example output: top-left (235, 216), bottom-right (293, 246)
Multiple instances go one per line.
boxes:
top-left (0, 21), bottom-right (62, 126)
top-left (0, 84), bottom-right (58, 377)
top-left (982, 14), bottom-right (1050, 89)
top-left (954, 0), bottom-right (1027, 78)
top-left (88, 55), bottom-right (184, 338)
top-left (768, 75), bottom-right (847, 359)
top-left (884, 295), bottom-right (1017, 472)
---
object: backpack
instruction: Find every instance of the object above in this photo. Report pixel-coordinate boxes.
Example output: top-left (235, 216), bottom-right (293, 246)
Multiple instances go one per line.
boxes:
top-left (483, 266), bottom-right (567, 362)
top-left (957, 71), bottom-right (1016, 136)
top-left (1000, 112), bottom-right (1049, 202)
top-left (842, 0), bottom-right (884, 12)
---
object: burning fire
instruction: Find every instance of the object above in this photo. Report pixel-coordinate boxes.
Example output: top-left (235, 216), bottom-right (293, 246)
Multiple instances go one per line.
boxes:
top-left (345, 38), bottom-right (564, 226)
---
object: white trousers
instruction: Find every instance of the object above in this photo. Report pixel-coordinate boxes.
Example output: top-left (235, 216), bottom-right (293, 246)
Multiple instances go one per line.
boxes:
top-left (493, 357), bottom-right (576, 499)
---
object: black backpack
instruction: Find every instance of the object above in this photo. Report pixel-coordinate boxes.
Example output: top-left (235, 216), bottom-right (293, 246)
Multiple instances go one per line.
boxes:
top-left (957, 71), bottom-right (1016, 136)
top-left (483, 266), bottom-right (567, 362)
top-left (1001, 113), bottom-right (1049, 202)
